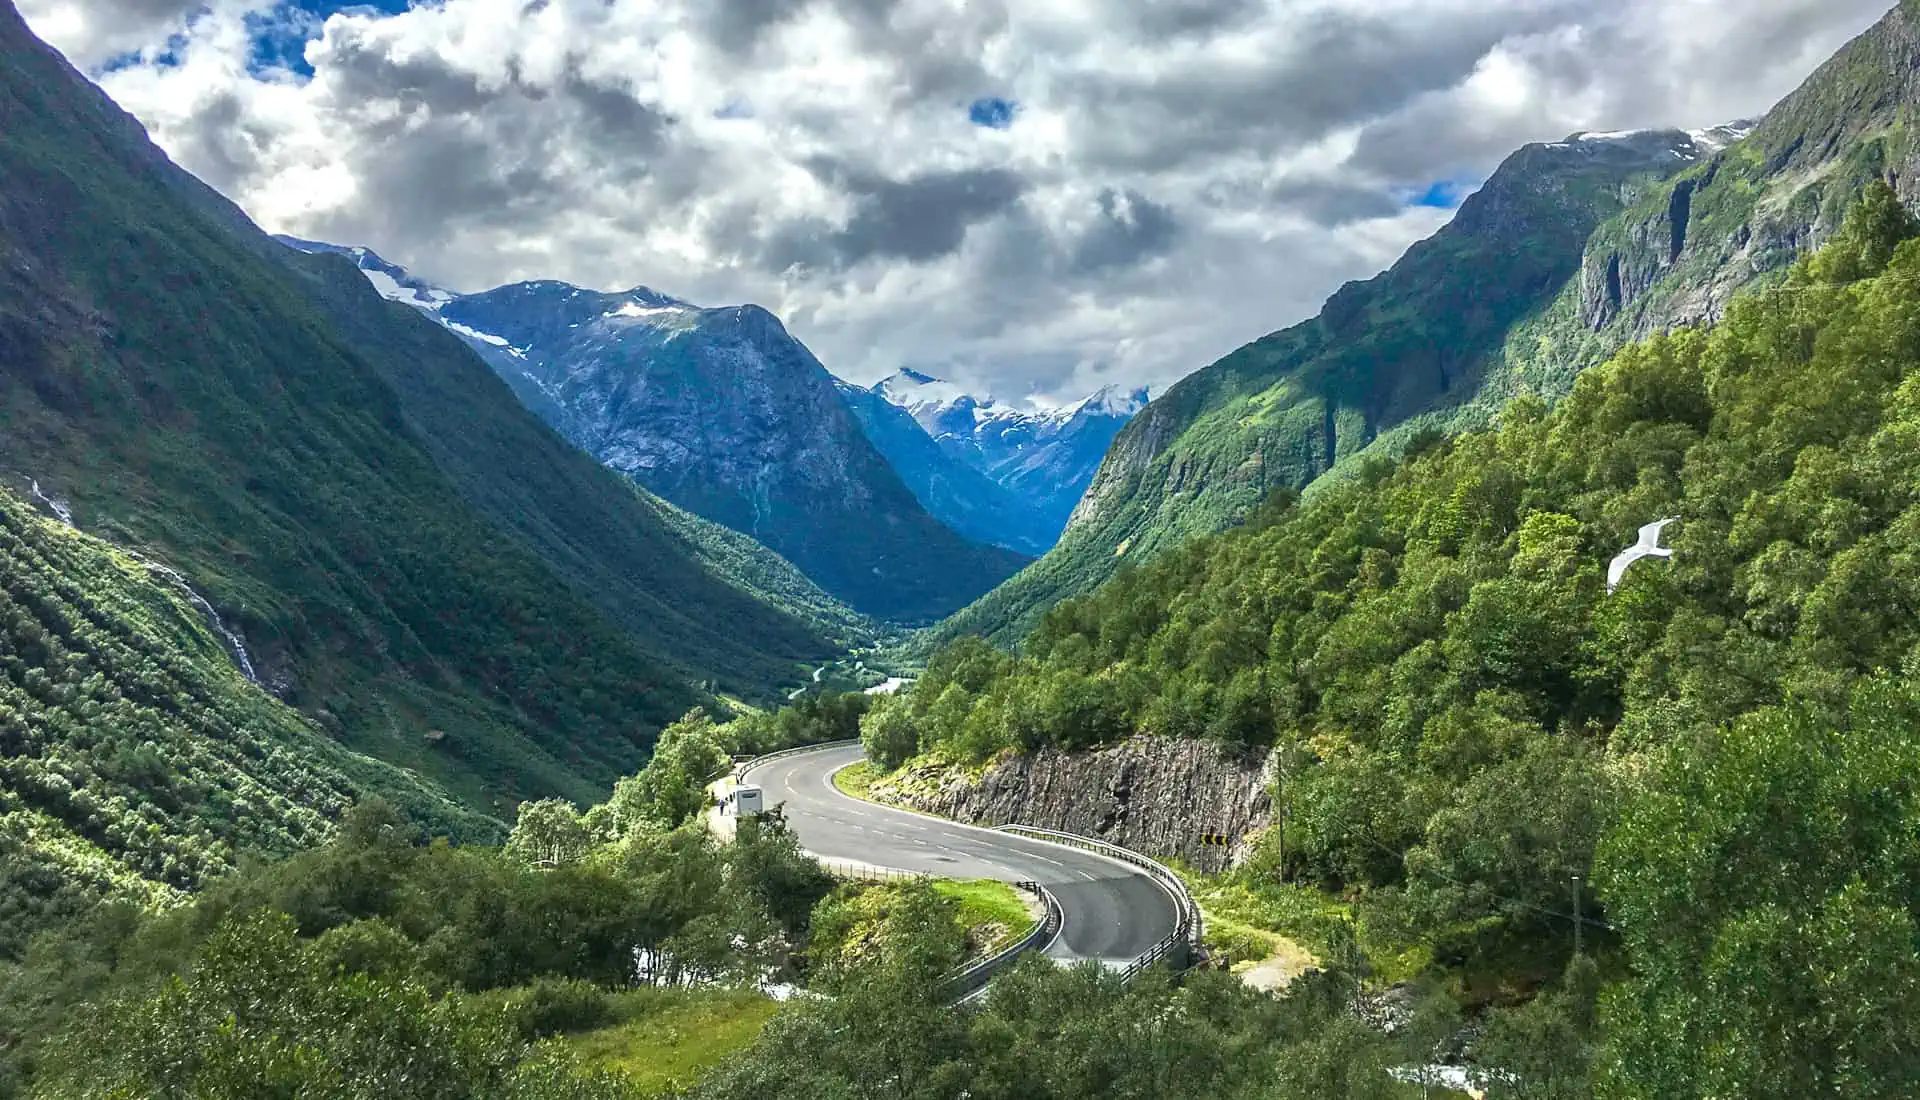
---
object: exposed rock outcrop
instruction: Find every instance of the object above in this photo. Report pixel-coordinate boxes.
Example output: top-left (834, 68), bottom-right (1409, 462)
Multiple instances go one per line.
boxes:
top-left (881, 736), bottom-right (1272, 872)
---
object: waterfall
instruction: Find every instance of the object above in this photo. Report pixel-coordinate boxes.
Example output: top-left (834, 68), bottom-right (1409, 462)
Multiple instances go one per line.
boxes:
top-left (135, 557), bottom-right (262, 685)
top-left (24, 475), bottom-right (261, 686)
top-left (28, 479), bottom-right (73, 526)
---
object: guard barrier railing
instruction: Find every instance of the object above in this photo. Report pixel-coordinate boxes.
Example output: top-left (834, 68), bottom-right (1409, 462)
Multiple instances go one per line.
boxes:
top-left (733, 743), bottom-right (1202, 986)
top-left (731, 738), bottom-right (860, 781)
top-left (993, 824), bottom-right (1204, 977)
top-left (944, 880), bottom-right (1062, 1004)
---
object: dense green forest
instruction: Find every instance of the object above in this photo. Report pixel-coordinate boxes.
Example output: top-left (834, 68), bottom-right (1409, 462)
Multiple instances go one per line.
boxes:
top-left (860, 186), bottom-right (1920, 1095)
top-left (11, 190), bottom-right (1920, 1100)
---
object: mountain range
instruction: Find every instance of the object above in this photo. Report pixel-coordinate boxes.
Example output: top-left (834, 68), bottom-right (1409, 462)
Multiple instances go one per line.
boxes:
top-left (276, 239), bottom-right (1144, 564)
top-left (7, 0), bottom-right (1917, 976)
top-left (837, 370), bottom-right (1147, 555)
top-left (939, 2), bottom-right (1920, 645)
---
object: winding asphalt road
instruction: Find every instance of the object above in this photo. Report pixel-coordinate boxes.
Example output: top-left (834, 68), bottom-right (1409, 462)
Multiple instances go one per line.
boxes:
top-left (742, 742), bottom-right (1181, 966)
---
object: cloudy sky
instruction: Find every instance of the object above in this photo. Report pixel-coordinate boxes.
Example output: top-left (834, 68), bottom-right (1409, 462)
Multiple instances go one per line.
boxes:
top-left (21, 0), bottom-right (1893, 405)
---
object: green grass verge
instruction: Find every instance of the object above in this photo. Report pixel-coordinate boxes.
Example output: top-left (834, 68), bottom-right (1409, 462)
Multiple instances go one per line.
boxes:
top-left (829, 760), bottom-right (878, 801)
top-left (932, 879), bottom-right (1037, 955)
top-left (1177, 870), bottom-right (1335, 978)
top-left (565, 989), bottom-right (778, 1096)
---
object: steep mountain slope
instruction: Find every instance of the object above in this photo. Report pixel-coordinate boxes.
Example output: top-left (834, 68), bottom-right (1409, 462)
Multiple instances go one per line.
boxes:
top-left (0, 0), bottom-right (850, 810)
top-left (881, 197), bottom-right (1920, 1087)
top-left (425, 282), bottom-right (1029, 623)
top-left (873, 369), bottom-right (1149, 541)
top-left (274, 241), bottom-right (1027, 621)
top-left (834, 380), bottom-right (1055, 556)
top-left (980, 385), bottom-right (1151, 534)
top-left (943, 1), bottom-right (1920, 647)
top-left (938, 130), bottom-right (1705, 643)
top-left (272, 244), bottom-right (874, 661)
top-left (0, 482), bottom-right (491, 955)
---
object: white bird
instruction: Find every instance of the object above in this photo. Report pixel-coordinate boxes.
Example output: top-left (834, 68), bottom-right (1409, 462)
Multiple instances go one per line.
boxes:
top-left (1607, 518), bottom-right (1679, 594)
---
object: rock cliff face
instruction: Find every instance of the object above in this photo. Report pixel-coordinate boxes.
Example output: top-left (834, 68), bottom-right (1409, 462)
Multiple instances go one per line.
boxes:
top-left (1576, 4), bottom-right (1920, 343)
top-left (880, 736), bottom-right (1272, 872)
top-left (434, 286), bottom-right (1031, 623)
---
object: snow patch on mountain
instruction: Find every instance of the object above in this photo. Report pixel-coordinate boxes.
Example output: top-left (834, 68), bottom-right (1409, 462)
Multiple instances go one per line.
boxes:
top-left (274, 236), bottom-right (459, 310)
top-left (610, 300), bottom-right (692, 321)
top-left (1073, 383), bottom-right (1151, 418)
top-left (848, 369), bottom-right (1150, 546)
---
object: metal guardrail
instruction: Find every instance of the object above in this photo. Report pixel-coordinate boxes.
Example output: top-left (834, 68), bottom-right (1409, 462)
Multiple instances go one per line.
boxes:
top-left (813, 861), bottom-right (1061, 1004)
top-left (731, 738), bottom-right (860, 782)
top-left (945, 881), bottom-right (1061, 1004)
top-left (814, 857), bottom-right (922, 883)
top-left (993, 824), bottom-right (1204, 978)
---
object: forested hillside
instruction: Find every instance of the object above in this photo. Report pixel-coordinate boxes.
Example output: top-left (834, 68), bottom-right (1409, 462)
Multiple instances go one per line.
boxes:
top-left (0, 0), bottom-right (860, 815)
top-left (934, 130), bottom-right (1706, 645)
top-left (941, 0), bottom-right (1920, 647)
top-left (864, 188), bottom-right (1920, 1093)
top-left (0, 484), bottom-right (489, 958)
top-left (12, 191), bottom-right (1920, 1095)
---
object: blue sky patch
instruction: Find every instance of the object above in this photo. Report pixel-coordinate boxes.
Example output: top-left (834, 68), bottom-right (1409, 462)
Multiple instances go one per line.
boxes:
top-left (1408, 179), bottom-right (1474, 209)
top-left (99, 12), bottom-right (203, 72)
top-left (244, 0), bottom-right (411, 78)
top-left (967, 97), bottom-right (1018, 130)
top-left (247, 11), bottom-right (316, 77)
top-left (714, 100), bottom-right (754, 120)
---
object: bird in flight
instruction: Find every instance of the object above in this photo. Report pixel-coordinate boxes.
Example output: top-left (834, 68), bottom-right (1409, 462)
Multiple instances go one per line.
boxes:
top-left (1607, 518), bottom-right (1679, 594)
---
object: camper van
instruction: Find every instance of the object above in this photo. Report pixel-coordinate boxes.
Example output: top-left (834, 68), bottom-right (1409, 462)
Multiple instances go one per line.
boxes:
top-left (725, 785), bottom-right (764, 817)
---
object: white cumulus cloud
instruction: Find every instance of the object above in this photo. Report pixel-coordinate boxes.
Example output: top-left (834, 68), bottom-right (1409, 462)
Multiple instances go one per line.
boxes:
top-left (18, 0), bottom-right (1895, 404)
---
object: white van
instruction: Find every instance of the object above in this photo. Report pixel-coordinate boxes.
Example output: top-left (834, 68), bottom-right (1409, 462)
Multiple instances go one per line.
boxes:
top-left (728, 785), bottom-right (765, 817)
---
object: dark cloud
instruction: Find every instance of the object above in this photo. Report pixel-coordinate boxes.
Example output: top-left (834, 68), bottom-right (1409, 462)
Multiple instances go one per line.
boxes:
top-left (296, 30), bottom-right (676, 258)
top-left (1061, 2), bottom-right (1583, 171)
top-left (1072, 188), bottom-right (1179, 272)
top-left (19, 0), bottom-right (203, 65)
top-left (153, 88), bottom-right (250, 193)
top-left (765, 164), bottom-right (1029, 271)
top-left (699, 0), bottom-right (794, 56)
top-left (1264, 178), bottom-right (1403, 226)
top-left (1125, 0), bottom-right (1261, 41)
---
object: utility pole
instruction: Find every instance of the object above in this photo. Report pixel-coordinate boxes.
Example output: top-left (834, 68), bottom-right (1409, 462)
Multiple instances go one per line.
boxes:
top-left (1571, 874), bottom-right (1583, 958)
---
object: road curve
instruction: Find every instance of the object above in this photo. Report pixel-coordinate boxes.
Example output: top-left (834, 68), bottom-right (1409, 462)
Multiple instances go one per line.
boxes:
top-left (743, 742), bottom-right (1181, 966)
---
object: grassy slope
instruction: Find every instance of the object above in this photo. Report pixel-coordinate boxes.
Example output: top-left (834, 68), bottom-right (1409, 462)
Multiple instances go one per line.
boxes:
top-left (0, 484), bottom-right (491, 956)
top-left (930, 878), bottom-right (1035, 955)
top-left (0, 0), bottom-right (859, 810)
top-left (565, 989), bottom-right (778, 1096)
